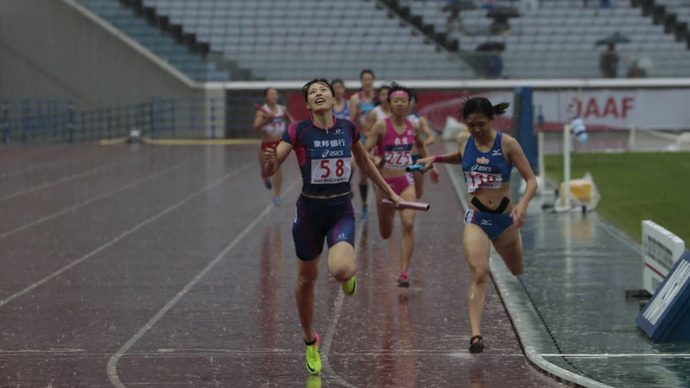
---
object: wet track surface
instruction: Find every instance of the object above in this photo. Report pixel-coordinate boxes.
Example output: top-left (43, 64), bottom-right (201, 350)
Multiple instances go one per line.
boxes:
top-left (0, 144), bottom-right (569, 387)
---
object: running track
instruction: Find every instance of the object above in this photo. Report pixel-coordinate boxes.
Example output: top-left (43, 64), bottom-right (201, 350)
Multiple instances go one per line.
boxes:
top-left (0, 144), bottom-right (566, 387)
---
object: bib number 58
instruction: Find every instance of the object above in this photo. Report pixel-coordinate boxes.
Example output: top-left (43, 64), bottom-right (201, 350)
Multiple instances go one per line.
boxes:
top-left (320, 159), bottom-right (345, 178)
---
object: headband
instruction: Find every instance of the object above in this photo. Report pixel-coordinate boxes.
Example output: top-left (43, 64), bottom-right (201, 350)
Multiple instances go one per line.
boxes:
top-left (390, 90), bottom-right (409, 99)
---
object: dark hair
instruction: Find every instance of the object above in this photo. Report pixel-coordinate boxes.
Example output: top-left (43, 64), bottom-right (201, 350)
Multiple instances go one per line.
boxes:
top-left (386, 84), bottom-right (412, 103)
top-left (408, 88), bottom-right (418, 104)
top-left (460, 97), bottom-right (509, 120)
top-left (331, 79), bottom-right (344, 87)
top-left (302, 78), bottom-right (335, 103)
top-left (263, 87), bottom-right (277, 97)
top-left (360, 69), bottom-right (375, 79)
top-left (371, 84), bottom-right (393, 107)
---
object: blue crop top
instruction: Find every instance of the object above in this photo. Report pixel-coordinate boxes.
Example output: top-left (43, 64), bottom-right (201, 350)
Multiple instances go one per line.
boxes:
top-left (333, 100), bottom-right (350, 120)
top-left (461, 132), bottom-right (513, 193)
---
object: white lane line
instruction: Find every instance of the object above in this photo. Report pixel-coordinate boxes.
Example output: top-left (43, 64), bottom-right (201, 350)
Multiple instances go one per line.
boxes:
top-left (154, 348), bottom-right (291, 354)
top-left (319, 202), bottom-right (368, 388)
top-left (106, 180), bottom-right (300, 388)
top-left (0, 158), bottom-right (76, 179)
top-left (541, 353), bottom-right (690, 358)
top-left (0, 164), bottom-right (250, 309)
top-left (0, 156), bottom-right (202, 239)
top-left (0, 159), bottom-right (132, 202)
top-left (0, 349), bottom-right (85, 354)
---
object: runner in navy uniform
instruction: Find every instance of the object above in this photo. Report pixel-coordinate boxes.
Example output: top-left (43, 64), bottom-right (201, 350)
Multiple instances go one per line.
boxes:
top-left (264, 78), bottom-right (402, 374)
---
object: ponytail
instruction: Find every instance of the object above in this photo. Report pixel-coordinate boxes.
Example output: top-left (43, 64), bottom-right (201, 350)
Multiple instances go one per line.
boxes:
top-left (493, 102), bottom-right (509, 116)
top-left (460, 97), bottom-right (510, 120)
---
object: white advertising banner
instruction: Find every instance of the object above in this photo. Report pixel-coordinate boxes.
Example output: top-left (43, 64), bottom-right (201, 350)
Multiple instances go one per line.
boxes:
top-left (416, 88), bottom-right (690, 132)
top-left (535, 89), bottom-right (690, 131)
top-left (642, 220), bottom-right (686, 295)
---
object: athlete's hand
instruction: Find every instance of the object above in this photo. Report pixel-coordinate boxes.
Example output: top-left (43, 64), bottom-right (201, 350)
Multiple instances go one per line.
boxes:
top-left (417, 156), bottom-right (435, 173)
top-left (372, 155), bottom-right (384, 169)
top-left (387, 192), bottom-right (403, 208)
top-left (264, 146), bottom-right (277, 167)
top-left (259, 111), bottom-right (275, 124)
top-left (510, 203), bottom-right (527, 228)
top-left (429, 166), bottom-right (440, 184)
top-left (425, 135), bottom-right (436, 146)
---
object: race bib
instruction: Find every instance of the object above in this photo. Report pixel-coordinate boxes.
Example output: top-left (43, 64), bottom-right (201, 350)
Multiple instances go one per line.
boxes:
top-left (265, 119), bottom-right (285, 135)
top-left (384, 150), bottom-right (412, 169)
top-left (465, 171), bottom-right (502, 192)
top-left (311, 158), bottom-right (351, 184)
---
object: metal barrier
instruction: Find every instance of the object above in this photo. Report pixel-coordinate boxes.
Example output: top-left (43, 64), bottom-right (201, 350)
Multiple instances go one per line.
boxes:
top-left (2, 99), bottom-right (74, 144)
top-left (0, 96), bottom-right (257, 144)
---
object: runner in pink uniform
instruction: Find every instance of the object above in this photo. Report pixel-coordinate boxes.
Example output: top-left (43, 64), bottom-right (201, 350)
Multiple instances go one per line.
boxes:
top-left (364, 85), bottom-right (439, 287)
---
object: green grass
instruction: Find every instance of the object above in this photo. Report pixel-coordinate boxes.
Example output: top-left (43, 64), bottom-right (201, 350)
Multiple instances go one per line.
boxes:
top-left (544, 152), bottom-right (690, 244)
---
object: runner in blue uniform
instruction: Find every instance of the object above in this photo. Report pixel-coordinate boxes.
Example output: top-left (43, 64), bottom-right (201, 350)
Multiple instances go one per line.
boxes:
top-left (417, 97), bottom-right (537, 354)
top-left (332, 79), bottom-right (350, 120)
top-left (349, 69), bottom-right (377, 219)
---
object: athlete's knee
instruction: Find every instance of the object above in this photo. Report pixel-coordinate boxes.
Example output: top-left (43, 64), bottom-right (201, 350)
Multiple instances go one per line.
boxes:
top-left (470, 265), bottom-right (490, 284)
top-left (401, 217), bottom-right (414, 236)
top-left (332, 261), bottom-right (356, 283)
top-left (379, 226), bottom-right (393, 240)
top-left (296, 267), bottom-right (319, 287)
top-left (508, 260), bottom-right (523, 276)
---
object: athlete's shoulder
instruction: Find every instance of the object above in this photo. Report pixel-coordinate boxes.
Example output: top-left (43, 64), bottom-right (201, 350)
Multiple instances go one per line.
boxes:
top-left (337, 117), bottom-right (358, 130)
top-left (288, 119), bottom-right (312, 133)
top-left (410, 119), bottom-right (421, 132)
top-left (457, 131), bottom-right (471, 145)
top-left (498, 131), bottom-right (519, 149)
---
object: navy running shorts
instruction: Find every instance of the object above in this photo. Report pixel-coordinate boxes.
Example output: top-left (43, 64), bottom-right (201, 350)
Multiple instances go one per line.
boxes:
top-left (463, 208), bottom-right (514, 240)
top-left (293, 194), bottom-right (355, 261)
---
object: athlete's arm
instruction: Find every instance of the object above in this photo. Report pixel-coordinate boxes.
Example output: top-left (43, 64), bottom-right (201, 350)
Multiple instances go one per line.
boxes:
top-left (419, 116), bottom-right (436, 145)
top-left (504, 134), bottom-right (536, 227)
top-left (352, 141), bottom-right (401, 206)
top-left (413, 122), bottom-right (439, 183)
top-left (348, 94), bottom-right (360, 123)
top-left (417, 132), bottom-right (466, 171)
top-left (264, 141), bottom-right (292, 177)
top-left (364, 120), bottom-right (386, 167)
top-left (362, 109), bottom-right (377, 137)
top-left (282, 105), bottom-right (295, 124)
top-left (252, 110), bottom-right (270, 131)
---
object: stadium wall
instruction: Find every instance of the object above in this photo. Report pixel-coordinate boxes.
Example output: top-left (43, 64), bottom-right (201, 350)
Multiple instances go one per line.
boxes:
top-left (0, 0), bottom-right (202, 110)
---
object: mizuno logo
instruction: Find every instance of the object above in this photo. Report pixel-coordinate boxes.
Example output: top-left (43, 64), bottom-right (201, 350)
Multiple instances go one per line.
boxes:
top-left (492, 149), bottom-right (502, 156)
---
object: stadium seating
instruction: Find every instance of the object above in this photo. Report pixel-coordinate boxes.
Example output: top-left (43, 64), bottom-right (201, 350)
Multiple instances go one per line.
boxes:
top-left (401, 0), bottom-right (690, 78)
top-left (140, 0), bottom-right (476, 80)
top-left (656, 0), bottom-right (690, 26)
top-left (78, 0), bottom-right (690, 80)
top-left (78, 0), bottom-right (231, 81)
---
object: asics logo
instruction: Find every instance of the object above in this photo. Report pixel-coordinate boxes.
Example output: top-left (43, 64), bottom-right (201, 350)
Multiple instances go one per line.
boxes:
top-left (322, 149), bottom-right (344, 158)
top-left (471, 165), bottom-right (492, 172)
